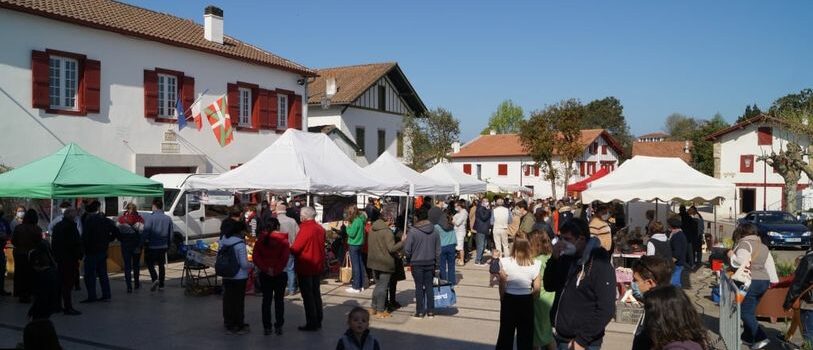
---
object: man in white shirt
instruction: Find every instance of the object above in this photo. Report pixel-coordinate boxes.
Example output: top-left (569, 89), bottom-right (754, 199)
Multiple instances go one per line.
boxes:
top-left (491, 198), bottom-right (512, 257)
top-left (276, 204), bottom-right (300, 295)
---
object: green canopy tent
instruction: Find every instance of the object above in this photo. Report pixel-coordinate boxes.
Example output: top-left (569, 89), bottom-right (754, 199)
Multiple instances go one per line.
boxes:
top-left (0, 143), bottom-right (163, 198)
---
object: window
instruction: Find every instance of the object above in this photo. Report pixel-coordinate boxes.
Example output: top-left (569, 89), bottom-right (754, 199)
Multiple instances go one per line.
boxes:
top-left (498, 164), bottom-right (508, 176)
top-left (587, 161), bottom-right (597, 175)
top-left (740, 155), bottom-right (755, 173)
top-left (238, 87), bottom-right (251, 127)
top-left (377, 129), bottom-right (386, 156)
top-left (378, 85), bottom-right (386, 111)
top-left (601, 145), bottom-right (608, 155)
top-left (534, 165), bottom-right (540, 176)
top-left (476, 164), bottom-right (482, 180)
top-left (277, 94), bottom-right (288, 128)
top-left (396, 132), bottom-right (404, 157)
top-left (157, 73), bottom-right (177, 118)
top-left (463, 164), bottom-right (472, 175)
top-left (356, 127), bottom-right (366, 155)
top-left (758, 127), bottom-right (772, 146)
top-left (48, 56), bottom-right (78, 110)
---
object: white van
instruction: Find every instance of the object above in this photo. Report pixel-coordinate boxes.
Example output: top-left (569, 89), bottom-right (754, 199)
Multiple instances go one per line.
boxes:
top-left (138, 174), bottom-right (231, 252)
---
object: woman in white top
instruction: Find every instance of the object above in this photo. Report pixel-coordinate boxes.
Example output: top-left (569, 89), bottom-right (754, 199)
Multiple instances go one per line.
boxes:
top-left (452, 200), bottom-right (469, 266)
top-left (497, 237), bottom-right (541, 350)
top-left (728, 223), bottom-right (778, 350)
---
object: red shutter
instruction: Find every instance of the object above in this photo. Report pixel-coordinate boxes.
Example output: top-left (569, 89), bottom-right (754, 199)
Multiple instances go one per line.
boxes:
top-left (227, 83), bottom-right (239, 126)
top-left (251, 87), bottom-right (260, 129)
top-left (31, 50), bottom-right (50, 109)
top-left (758, 127), bottom-right (772, 145)
top-left (268, 90), bottom-right (278, 129)
top-left (143, 70), bottom-right (158, 118)
top-left (601, 145), bottom-right (607, 155)
top-left (534, 165), bottom-right (540, 177)
top-left (740, 155), bottom-right (755, 173)
top-left (463, 164), bottom-right (472, 175)
top-left (257, 89), bottom-right (271, 129)
top-left (498, 164), bottom-right (508, 176)
top-left (524, 165), bottom-right (530, 176)
top-left (83, 59), bottom-right (101, 113)
top-left (579, 162), bottom-right (585, 177)
top-left (288, 94), bottom-right (302, 130)
top-left (181, 76), bottom-right (195, 118)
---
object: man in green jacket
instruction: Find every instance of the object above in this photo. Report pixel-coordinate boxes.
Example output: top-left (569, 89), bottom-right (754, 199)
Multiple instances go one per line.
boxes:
top-left (517, 200), bottom-right (535, 238)
top-left (366, 206), bottom-right (403, 318)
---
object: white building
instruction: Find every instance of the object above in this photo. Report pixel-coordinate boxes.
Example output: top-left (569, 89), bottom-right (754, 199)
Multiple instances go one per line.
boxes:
top-left (307, 63), bottom-right (428, 165)
top-left (449, 129), bottom-right (624, 198)
top-left (0, 0), bottom-right (314, 177)
top-left (707, 114), bottom-right (812, 214)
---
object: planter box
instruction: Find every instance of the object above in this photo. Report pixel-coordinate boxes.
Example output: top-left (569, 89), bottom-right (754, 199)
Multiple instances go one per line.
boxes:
top-left (756, 285), bottom-right (793, 323)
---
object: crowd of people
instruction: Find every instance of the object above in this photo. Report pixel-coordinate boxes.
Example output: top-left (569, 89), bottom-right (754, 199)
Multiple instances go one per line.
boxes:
top-left (6, 194), bottom-right (813, 350)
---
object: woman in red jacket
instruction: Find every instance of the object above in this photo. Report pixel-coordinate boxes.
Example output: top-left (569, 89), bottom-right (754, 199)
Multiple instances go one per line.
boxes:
top-left (253, 217), bottom-right (290, 336)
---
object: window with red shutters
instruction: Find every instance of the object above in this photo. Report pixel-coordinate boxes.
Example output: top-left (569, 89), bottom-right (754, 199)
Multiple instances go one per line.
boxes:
top-left (498, 164), bottom-right (508, 176)
top-left (144, 68), bottom-right (192, 123)
top-left (32, 49), bottom-right (100, 115)
top-left (463, 164), bottom-right (472, 175)
top-left (601, 145), bottom-right (607, 155)
top-left (757, 127), bottom-right (772, 146)
top-left (587, 161), bottom-right (597, 175)
top-left (740, 155), bottom-right (755, 173)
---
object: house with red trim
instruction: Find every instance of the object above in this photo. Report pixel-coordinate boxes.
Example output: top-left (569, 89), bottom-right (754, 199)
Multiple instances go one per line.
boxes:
top-left (706, 114), bottom-right (812, 214)
top-left (449, 129), bottom-right (623, 198)
top-left (1, 0), bottom-right (313, 178)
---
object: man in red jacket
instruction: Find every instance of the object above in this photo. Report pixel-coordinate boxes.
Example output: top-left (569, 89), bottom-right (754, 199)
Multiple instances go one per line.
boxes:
top-left (290, 206), bottom-right (325, 331)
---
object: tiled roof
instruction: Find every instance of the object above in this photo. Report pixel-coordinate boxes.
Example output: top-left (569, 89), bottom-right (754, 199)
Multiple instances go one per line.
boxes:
top-left (308, 62), bottom-right (428, 115)
top-left (632, 141), bottom-right (692, 163)
top-left (637, 132), bottom-right (668, 139)
top-left (0, 0), bottom-right (315, 76)
top-left (705, 114), bottom-right (785, 141)
top-left (450, 129), bottom-right (623, 158)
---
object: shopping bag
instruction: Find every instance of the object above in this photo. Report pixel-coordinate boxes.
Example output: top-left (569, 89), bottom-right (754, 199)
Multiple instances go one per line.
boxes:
top-left (433, 284), bottom-right (457, 309)
top-left (339, 252), bottom-right (352, 284)
top-left (731, 241), bottom-right (755, 289)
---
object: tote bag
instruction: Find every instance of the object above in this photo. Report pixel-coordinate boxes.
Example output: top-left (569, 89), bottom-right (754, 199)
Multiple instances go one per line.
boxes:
top-left (731, 241), bottom-right (756, 289)
top-left (339, 252), bottom-right (353, 284)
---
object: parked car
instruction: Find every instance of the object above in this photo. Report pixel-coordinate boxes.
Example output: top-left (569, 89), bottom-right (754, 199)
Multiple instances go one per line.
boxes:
top-left (738, 211), bottom-right (811, 249)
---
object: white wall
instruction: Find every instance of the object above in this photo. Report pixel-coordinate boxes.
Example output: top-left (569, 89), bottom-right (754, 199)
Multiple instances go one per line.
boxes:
top-left (0, 10), bottom-right (306, 173)
top-left (717, 122), bottom-right (812, 213)
top-left (307, 105), bottom-right (405, 164)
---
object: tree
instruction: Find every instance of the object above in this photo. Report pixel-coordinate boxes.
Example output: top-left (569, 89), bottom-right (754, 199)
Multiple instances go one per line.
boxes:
top-left (691, 113), bottom-right (729, 176)
top-left (518, 99), bottom-right (584, 198)
top-left (403, 108), bottom-right (460, 172)
top-left (769, 88), bottom-right (813, 116)
top-left (758, 143), bottom-right (813, 213)
top-left (582, 97), bottom-right (634, 159)
top-left (664, 113), bottom-right (698, 141)
top-left (481, 100), bottom-right (525, 134)
top-left (519, 110), bottom-right (559, 198)
top-left (737, 104), bottom-right (763, 123)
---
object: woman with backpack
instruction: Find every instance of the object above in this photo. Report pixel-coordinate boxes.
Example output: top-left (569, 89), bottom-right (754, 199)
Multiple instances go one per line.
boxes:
top-left (729, 223), bottom-right (778, 349)
top-left (253, 217), bottom-right (290, 336)
top-left (218, 207), bottom-right (251, 335)
top-left (117, 204), bottom-right (144, 293)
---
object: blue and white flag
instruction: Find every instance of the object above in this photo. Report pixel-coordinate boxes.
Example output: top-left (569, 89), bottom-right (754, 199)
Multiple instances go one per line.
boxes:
top-left (176, 95), bottom-right (187, 130)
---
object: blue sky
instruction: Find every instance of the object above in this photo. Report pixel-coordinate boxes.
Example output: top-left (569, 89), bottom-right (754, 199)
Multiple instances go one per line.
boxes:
top-left (129, 0), bottom-right (813, 141)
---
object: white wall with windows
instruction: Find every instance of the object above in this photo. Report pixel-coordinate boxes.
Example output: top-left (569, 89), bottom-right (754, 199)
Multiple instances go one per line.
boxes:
top-left (308, 105), bottom-right (408, 164)
top-left (0, 10), bottom-right (306, 173)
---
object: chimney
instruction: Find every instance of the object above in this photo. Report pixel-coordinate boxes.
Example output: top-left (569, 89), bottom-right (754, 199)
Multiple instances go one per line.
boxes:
top-left (204, 6), bottom-right (224, 44)
top-left (489, 129), bottom-right (496, 135)
top-left (452, 141), bottom-right (461, 154)
top-left (684, 140), bottom-right (690, 154)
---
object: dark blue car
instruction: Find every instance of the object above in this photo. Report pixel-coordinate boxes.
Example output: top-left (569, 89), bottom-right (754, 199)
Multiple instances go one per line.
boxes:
top-left (738, 211), bottom-right (811, 249)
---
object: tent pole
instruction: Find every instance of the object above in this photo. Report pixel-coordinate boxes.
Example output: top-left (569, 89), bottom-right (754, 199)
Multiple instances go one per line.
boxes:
top-left (713, 201), bottom-right (718, 243)
top-left (404, 196), bottom-right (410, 234)
top-left (185, 193), bottom-right (190, 246)
top-left (655, 198), bottom-right (659, 223)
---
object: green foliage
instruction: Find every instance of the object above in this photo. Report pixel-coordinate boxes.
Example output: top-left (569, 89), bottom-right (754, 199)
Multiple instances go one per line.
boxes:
top-left (774, 257), bottom-right (796, 278)
top-left (690, 113), bottom-right (729, 176)
top-left (582, 97), bottom-right (634, 160)
top-left (664, 113), bottom-right (699, 141)
top-left (737, 103), bottom-right (763, 123)
top-left (770, 88), bottom-right (813, 116)
top-left (403, 108), bottom-right (460, 172)
top-left (481, 99), bottom-right (525, 134)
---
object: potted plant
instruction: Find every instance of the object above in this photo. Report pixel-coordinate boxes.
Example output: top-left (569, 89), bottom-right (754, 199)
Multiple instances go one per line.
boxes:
top-left (756, 255), bottom-right (796, 322)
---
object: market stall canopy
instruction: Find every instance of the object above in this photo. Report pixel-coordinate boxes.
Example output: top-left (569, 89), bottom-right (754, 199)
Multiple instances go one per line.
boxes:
top-left (187, 129), bottom-right (407, 195)
top-left (364, 152), bottom-right (455, 196)
top-left (581, 156), bottom-right (735, 203)
top-left (421, 162), bottom-right (487, 195)
top-left (567, 167), bottom-right (610, 193)
top-left (486, 182), bottom-right (534, 195)
top-left (0, 143), bottom-right (163, 198)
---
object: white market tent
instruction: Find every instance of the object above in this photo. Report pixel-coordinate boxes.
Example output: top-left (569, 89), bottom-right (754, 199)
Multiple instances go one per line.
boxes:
top-left (187, 129), bottom-right (407, 195)
top-left (486, 182), bottom-right (534, 196)
top-left (581, 156), bottom-right (735, 203)
top-left (364, 152), bottom-right (456, 196)
top-left (421, 162), bottom-right (487, 195)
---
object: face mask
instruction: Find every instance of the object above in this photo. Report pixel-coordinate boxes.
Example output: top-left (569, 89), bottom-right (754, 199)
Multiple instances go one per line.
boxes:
top-left (561, 240), bottom-right (577, 256)
top-left (60, 208), bottom-right (67, 214)
top-left (631, 281), bottom-right (643, 299)
top-left (601, 213), bottom-right (610, 221)
top-left (390, 226), bottom-right (397, 233)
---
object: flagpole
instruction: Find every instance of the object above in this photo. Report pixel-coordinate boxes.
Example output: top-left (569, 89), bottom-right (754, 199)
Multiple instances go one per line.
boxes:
top-left (180, 88), bottom-right (210, 122)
